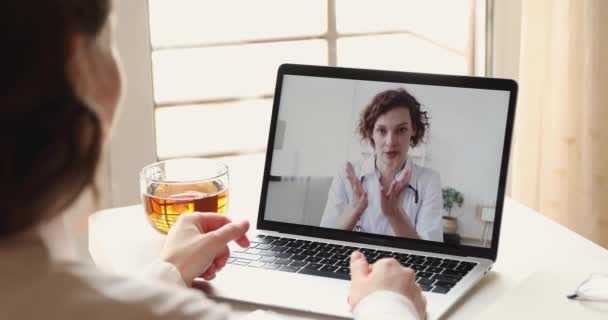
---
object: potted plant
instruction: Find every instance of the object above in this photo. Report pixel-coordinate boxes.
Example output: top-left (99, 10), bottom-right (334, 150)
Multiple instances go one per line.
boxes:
top-left (442, 187), bottom-right (464, 235)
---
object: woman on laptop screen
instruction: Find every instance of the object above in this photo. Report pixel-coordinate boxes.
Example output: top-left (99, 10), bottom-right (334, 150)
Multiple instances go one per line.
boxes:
top-left (321, 88), bottom-right (443, 242)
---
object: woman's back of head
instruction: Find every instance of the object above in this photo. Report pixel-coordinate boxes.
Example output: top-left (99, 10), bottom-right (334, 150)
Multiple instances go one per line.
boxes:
top-left (0, 1), bottom-right (110, 238)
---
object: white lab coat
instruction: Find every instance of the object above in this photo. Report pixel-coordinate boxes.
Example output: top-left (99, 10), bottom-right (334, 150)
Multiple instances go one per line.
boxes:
top-left (321, 156), bottom-right (443, 242)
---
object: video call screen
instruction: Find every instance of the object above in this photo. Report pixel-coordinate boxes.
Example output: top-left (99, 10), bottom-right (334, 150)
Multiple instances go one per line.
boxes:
top-left (264, 75), bottom-right (510, 248)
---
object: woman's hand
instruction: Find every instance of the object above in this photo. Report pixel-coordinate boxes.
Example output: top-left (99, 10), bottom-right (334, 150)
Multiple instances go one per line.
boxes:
top-left (380, 166), bottom-right (411, 218)
top-left (337, 162), bottom-right (369, 231)
top-left (349, 251), bottom-right (426, 319)
top-left (346, 161), bottom-right (368, 216)
top-left (379, 167), bottom-right (419, 238)
top-left (160, 212), bottom-right (250, 286)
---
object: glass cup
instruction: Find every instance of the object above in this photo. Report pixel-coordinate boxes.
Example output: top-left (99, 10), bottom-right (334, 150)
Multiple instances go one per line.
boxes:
top-left (139, 158), bottom-right (229, 234)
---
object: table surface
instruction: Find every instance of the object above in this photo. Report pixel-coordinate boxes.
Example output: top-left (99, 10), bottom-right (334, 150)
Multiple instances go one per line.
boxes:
top-left (90, 192), bottom-right (608, 319)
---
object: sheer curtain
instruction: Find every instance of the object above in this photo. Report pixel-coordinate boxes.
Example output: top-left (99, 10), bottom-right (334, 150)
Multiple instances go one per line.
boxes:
top-left (510, 0), bottom-right (608, 248)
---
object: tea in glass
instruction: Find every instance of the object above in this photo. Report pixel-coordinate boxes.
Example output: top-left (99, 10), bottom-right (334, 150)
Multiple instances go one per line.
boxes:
top-left (140, 158), bottom-right (228, 233)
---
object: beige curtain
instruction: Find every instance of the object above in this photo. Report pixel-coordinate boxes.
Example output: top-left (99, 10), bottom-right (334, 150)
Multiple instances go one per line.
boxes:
top-left (510, 0), bottom-right (608, 248)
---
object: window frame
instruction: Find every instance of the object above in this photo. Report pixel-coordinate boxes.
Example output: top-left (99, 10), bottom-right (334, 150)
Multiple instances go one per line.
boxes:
top-left (105, 0), bottom-right (493, 207)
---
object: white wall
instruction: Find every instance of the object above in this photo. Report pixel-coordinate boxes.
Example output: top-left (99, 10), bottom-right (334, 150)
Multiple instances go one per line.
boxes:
top-left (271, 76), bottom-right (356, 177)
top-left (268, 75), bottom-right (510, 240)
top-left (107, 0), bottom-right (157, 207)
top-left (491, 0), bottom-right (522, 197)
top-left (265, 177), bottom-right (333, 227)
top-left (491, 0), bottom-right (522, 81)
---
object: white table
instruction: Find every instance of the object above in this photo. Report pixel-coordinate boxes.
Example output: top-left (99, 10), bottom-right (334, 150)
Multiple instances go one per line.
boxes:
top-left (89, 196), bottom-right (608, 319)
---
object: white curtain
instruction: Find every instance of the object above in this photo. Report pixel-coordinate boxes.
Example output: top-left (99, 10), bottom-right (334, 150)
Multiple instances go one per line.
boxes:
top-left (510, 0), bottom-right (608, 247)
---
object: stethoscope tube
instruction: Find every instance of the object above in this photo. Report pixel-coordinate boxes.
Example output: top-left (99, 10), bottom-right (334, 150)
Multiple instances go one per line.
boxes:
top-left (408, 184), bottom-right (419, 204)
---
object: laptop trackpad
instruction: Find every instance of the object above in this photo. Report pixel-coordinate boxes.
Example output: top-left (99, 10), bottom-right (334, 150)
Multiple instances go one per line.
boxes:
top-left (196, 265), bottom-right (352, 319)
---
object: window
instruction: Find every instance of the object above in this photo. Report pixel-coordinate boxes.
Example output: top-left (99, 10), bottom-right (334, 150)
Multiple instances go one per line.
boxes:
top-left (106, 0), bottom-right (485, 207)
top-left (147, 0), bottom-right (484, 163)
top-left (138, 0), bottom-right (486, 212)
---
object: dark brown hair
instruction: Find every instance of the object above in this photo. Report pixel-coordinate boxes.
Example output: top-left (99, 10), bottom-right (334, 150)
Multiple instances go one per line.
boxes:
top-left (0, 1), bottom-right (111, 237)
top-left (358, 88), bottom-right (430, 148)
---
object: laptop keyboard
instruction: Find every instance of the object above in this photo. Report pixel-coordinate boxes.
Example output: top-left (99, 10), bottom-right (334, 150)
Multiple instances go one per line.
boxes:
top-left (227, 235), bottom-right (478, 294)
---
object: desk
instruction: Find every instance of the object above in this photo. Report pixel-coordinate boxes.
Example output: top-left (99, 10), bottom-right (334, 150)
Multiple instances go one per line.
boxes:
top-left (89, 197), bottom-right (608, 319)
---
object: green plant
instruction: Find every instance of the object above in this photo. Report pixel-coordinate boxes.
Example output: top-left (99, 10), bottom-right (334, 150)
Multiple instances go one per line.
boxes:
top-left (442, 187), bottom-right (464, 217)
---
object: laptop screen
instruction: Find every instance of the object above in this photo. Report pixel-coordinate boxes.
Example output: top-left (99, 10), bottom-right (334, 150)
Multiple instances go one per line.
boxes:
top-left (261, 65), bottom-right (515, 251)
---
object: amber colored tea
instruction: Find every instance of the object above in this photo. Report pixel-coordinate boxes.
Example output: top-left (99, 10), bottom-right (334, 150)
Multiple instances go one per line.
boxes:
top-left (142, 181), bottom-right (228, 233)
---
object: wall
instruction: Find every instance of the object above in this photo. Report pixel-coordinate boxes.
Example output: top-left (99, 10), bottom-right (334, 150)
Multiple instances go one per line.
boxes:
top-left (491, 0), bottom-right (522, 197)
top-left (107, 0), bottom-right (157, 207)
top-left (267, 75), bottom-right (510, 240)
top-left (271, 76), bottom-right (355, 177)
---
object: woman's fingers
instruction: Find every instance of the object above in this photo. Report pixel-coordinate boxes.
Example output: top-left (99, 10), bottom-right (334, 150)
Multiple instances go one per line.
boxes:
top-left (394, 178), bottom-right (407, 197)
top-left (386, 167), bottom-right (412, 198)
top-left (397, 169), bottom-right (412, 195)
top-left (349, 251), bottom-right (370, 279)
top-left (346, 162), bottom-right (364, 196)
top-left (359, 192), bottom-right (368, 209)
top-left (386, 180), bottom-right (397, 198)
top-left (346, 162), bottom-right (357, 185)
top-left (214, 246), bottom-right (230, 269)
top-left (346, 161), bottom-right (355, 178)
top-left (206, 220), bottom-right (250, 252)
top-left (405, 168), bottom-right (412, 183)
top-left (201, 262), bottom-right (218, 280)
top-left (352, 179), bottom-right (361, 195)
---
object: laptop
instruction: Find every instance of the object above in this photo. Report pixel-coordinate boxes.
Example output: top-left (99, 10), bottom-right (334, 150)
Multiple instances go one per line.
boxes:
top-left (204, 64), bottom-right (518, 319)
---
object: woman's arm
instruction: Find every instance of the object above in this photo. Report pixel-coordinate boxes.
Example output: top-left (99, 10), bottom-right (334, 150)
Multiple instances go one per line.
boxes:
top-left (385, 210), bottom-right (419, 239)
top-left (354, 291), bottom-right (421, 320)
top-left (336, 205), bottom-right (366, 231)
top-left (349, 252), bottom-right (426, 320)
top-left (322, 180), bottom-right (366, 231)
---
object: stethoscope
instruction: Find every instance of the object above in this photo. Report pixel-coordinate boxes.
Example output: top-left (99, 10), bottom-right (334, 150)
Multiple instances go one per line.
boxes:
top-left (353, 177), bottom-right (420, 233)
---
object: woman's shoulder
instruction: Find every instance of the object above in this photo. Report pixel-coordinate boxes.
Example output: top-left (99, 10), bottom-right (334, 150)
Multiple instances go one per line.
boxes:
top-left (63, 261), bottom-right (228, 318)
top-left (412, 163), bottom-right (441, 184)
top-left (3, 259), bottom-right (227, 320)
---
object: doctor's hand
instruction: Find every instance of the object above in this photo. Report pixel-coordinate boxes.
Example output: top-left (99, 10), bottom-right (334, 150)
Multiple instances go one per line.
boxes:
top-left (348, 251), bottom-right (426, 319)
top-left (380, 166), bottom-right (411, 218)
top-left (346, 161), bottom-right (368, 216)
top-left (160, 212), bottom-right (250, 286)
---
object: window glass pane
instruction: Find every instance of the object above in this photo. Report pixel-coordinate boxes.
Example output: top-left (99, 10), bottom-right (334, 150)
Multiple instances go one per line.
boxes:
top-left (149, 0), bottom-right (327, 48)
top-left (214, 152), bottom-right (265, 218)
top-left (152, 40), bottom-right (327, 104)
top-left (337, 35), bottom-right (468, 75)
top-left (155, 99), bottom-right (272, 159)
top-left (336, 0), bottom-right (471, 53)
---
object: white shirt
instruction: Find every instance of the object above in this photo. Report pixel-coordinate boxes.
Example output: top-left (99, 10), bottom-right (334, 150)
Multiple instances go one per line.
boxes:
top-left (320, 156), bottom-right (443, 242)
top-left (0, 230), bottom-right (421, 320)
